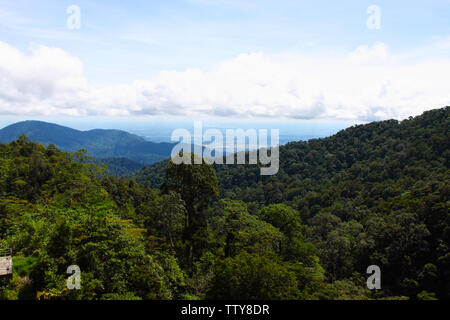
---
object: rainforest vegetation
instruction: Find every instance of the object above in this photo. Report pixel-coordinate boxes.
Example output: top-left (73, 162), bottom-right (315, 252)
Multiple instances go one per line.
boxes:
top-left (0, 107), bottom-right (448, 300)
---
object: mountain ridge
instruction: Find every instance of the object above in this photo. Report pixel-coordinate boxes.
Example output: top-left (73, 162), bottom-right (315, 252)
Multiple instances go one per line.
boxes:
top-left (0, 120), bottom-right (176, 165)
top-left (133, 106), bottom-right (450, 299)
top-left (135, 106), bottom-right (450, 192)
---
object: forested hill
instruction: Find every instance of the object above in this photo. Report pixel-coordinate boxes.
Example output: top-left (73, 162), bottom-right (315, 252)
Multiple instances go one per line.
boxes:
top-left (214, 106), bottom-right (449, 205)
top-left (0, 135), bottom-right (332, 300)
top-left (135, 106), bottom-right (449, 198)
top-left (217, 106), bottom-right (449, 299)
top-left (135, 106), bottom-right (450, 299)
top-left (0, 107), bottom-right (448, 300)
top-left (0, 120), bottom-right (175, 165)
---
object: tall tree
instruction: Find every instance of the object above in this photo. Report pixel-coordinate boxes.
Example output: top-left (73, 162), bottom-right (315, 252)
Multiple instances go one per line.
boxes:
top-left (162, 154), bottom-right (219, 270)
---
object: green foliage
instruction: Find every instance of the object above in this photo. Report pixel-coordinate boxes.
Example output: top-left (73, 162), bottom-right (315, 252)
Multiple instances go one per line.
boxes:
top-left (92, 157), bottom-right (144, 177)
top-left (1, 107), bottom-right (448, 300)
top-left (12, 255), bottom-right (37, 277)
top-left (162, 154), bottom-right (219, 270)
top-left (417, 290), bottom-right (438, 300)
top-left (210, 199), bottom-right (283, 258)
top-left (0, 137), bottom-right (185, 300)
top-left (208, 252), bottom-right (301, 300)
top-left (135, 106), bottom-right (450, 300)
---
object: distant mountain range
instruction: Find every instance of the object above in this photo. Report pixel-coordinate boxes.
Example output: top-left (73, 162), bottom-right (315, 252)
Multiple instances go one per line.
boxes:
top-left (0, 121), bottom-right (176, 168)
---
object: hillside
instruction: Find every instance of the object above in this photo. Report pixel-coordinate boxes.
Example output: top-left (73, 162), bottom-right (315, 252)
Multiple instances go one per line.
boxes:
top-left (94, 157), bottom-right (144, 176)
top-left (136, 107), bottom-right (449, 198)
top-left (0, 135), bottom-right (330, 300)
top-left (135, 106), bottom-right (450, 299)
top-left (0, 121), bottom-right (175, 165)
top-left (0, 107), bottom-right (448, 300)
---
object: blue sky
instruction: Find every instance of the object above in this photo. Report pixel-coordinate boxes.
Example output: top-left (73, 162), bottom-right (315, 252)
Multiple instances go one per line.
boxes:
top-left (0, 0), bottom-right (449, 123)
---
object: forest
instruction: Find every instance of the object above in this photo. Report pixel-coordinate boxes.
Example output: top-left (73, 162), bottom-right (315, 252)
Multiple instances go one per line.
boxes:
top-left (0, 106), bottom-right (448, 300)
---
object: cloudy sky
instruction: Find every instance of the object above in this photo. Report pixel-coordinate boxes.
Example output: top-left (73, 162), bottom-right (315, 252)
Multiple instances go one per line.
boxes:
top-left (0, 0), bottom-right (450, 123)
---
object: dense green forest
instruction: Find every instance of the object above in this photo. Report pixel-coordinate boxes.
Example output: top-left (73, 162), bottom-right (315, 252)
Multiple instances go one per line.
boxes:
top-left (92, 157), bottom-right (144, 177)
top-left (0, 107), bottom-right (448, 300)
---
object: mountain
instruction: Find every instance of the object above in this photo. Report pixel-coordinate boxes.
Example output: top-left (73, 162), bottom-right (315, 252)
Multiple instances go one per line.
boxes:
top-left (136, 107), bottom-right (449, 196)
top-left (134, 106), bottom-right (450, 299)
top-left (0, 107), bottom-right (448, 300)
top-left (0, 120), bottom-right (176, 165)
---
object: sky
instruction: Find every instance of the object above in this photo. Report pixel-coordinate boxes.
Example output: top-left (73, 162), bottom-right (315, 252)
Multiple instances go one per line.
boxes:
top-left (0, 0), bottom-right (450, 125)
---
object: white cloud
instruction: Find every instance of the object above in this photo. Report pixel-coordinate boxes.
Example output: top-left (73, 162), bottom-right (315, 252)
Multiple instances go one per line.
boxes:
top-left (0, 41), bottom-right (88, 115)
top-left (432, 35), bottom-right (450, 49)
top-left (0, 40), bottom-right (449, 120)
